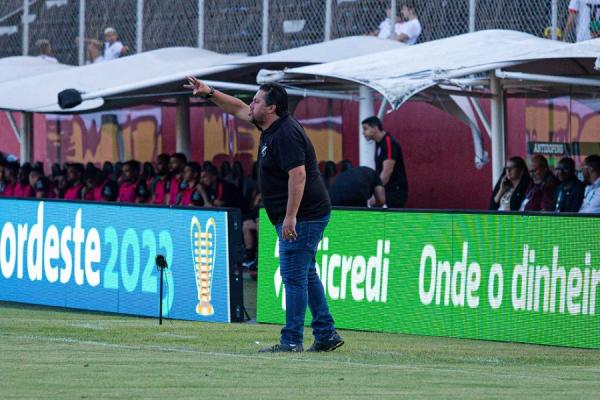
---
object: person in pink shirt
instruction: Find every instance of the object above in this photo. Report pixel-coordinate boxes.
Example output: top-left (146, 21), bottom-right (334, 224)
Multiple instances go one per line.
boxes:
top-left (118, 160), bottom-right (148, 203)
top-left (0, 162), bottom-right (17, 197)
top-left (63, 163), bottom-right (85, 200)
top-left (13, 163), bottom-right (33, 198)
top-left (166, 153), bottom-right (187, 205)
top-left (29, 168), bottom-right (53, 199)
top-left (177, 162), bottom-right (204, 206)
top-left (150, 154), bottom-right (170, 205)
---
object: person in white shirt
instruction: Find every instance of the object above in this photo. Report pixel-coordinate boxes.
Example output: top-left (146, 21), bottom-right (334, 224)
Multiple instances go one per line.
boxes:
top-left (35, 39), bottom-right (58, 63)
top-left (565, 0), bottom-right (600, 42)
top-left (395, 2), bottom-right (422, 45)
top-left (84, 27), bottom-right (127, 63)
top-left (369, 7), bottom-right (402, 39)
top-left (579, 154), bottom-right (600, 213)
top-left (102, 27), bottom-right (125, 60)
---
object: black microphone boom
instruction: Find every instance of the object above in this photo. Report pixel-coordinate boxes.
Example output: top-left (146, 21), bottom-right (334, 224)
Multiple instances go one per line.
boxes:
top-left (155, 254), bottom-right (168, 325)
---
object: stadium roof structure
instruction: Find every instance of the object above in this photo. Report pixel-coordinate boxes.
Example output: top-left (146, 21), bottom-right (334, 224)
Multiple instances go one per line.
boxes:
top-left (0, 36), bottom-right (404, 114)
top-left (264, 30), bottom-right (600, 182)
top-left (0, 56), bottom-right (72, 84)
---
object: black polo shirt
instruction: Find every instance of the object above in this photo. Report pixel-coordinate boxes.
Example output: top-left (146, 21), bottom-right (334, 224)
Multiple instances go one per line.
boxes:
top-left (375, 132), bottom-right (408, 195)
top-left (257, 113), bottom-right (331, 225)
top-left (329, 166), bottom-right (382, 207)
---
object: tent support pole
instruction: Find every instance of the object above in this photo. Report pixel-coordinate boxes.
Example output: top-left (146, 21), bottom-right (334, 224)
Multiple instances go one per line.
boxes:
top-left (490, 72), bottom-right (506, 188)
top-left (359, 86), bottom-right (375, 168)
top-left (20, 112), bottom-right (33, 163)
top-left (176, 96), bottom-right (191, 158)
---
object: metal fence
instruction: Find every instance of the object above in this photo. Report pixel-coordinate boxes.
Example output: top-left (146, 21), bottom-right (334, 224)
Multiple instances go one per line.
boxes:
top-left (0, 0), bottom-right (570, 65)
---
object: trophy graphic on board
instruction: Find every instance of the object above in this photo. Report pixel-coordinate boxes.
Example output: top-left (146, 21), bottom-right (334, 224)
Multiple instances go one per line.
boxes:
top-left (190, 216), bottom-right (217, 316)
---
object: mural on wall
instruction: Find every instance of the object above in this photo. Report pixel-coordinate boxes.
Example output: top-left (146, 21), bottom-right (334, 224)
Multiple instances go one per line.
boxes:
top-left (202, 106), bottom-right (344, 173)
top-left (526, 96), bottom-right (600, 166)
top-left (45, 107), bottom-right (163, 165)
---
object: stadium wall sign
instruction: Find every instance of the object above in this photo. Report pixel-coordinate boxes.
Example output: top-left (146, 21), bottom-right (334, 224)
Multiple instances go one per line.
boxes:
top-left (0, 199), bottom-right (244, 322)
top-left (257, 209), bottom-right (600, 349)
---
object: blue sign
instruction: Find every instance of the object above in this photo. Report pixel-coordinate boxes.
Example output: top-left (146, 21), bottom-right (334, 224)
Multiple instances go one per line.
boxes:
top-left (0, 199), bottom-right (232, 322)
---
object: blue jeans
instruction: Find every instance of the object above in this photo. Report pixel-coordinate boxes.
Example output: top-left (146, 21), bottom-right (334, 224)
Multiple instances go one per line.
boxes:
top-left (275, 214), bottom-right (335, 346)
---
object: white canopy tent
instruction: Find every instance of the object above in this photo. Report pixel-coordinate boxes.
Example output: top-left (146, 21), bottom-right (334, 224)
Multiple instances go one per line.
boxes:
top-left (0, 36), bottom-right (405, 162)
top-left (262, 30), bottom-right (600, 184)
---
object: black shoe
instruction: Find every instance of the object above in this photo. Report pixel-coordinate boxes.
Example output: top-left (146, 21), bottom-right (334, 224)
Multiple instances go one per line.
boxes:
top-left (307, 331), bottom-right (344, 352)
top-left (258, 343), bottom-right (303, 353)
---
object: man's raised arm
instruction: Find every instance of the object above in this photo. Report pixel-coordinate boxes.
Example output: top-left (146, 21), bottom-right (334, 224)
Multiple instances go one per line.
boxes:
top-left (184, 76), bottom-right (251, 123)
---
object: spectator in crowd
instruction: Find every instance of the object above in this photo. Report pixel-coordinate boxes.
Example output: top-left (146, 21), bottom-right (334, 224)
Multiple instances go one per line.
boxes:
top-left (579, 154), bottom-right (600, 213)
top-left (118, 160), bottom-right (148, 203)
top-left (149, 153), bottom-right (170, 205)
top-left (102, 161), bottom-right (114, 179)
top-left (394, 2), bottom-right (422, 45)
top-left (361, 116), bottom-right (408, 208)
top-left (63, 163), bottom-right (85, 200)
top-left (83, 168), bottom-right (109, 201)
top-left (329, 166), bottom-right (386, 207)
top-left (198, 164), bottom-right (241, 208)
top-left (520, 155), bottom-right (559, 211)
top-left (177, 162), bottom-right (204, 206)
top-left (321, 161), bottom-right (338, 190)
top-left (490, 156), bottom-right (531, 211)
top-left (86, 40), bottom-right (104, 64)
top-left (101, 179), bottom-right (119, 202)
top-left (368, 7), bottom-right (401, 39)
top-left (553, 157), bottom-right (585, 212)
top-left (338, 159), bottom-right (353, 173)
top-left (14, 163), bottom-right (33, 197)
top-left (565, 0), bottom-right (600, 42)
top-left (166, 153), bottom-right (187, 205)
top-left (85, 27), bottom-right (127, 62)
top-left (29, 168), bottom-right (53, 199)
top-left (0, 161), bottom-right (17, 197)
top-left (36, 39), bottom-right (58, 63)
top-left (142, 162), bottom-right (155, 186)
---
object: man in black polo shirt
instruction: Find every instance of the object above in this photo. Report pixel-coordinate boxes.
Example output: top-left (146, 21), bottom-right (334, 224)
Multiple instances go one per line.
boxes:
top-left (361, 116), bottom-right (408, 208)
top-left (329, 166), bottom-right (386, 207)
top-left (185, 77), bottom-right (343, 353)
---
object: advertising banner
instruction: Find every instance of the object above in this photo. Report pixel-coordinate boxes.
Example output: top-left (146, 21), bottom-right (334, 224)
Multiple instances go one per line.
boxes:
top-left (257, 209), bottom-right (600, 348)
top-left (0, 199), bottom-right (240, 322)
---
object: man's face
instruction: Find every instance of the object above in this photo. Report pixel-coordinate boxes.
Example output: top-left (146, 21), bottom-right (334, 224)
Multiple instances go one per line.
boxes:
top-left (200, 171), bottom-right (214, 188)
top-left (157, 159), bottom-right (169, 175)
top-left (105, 32), bottom-right (117, 44)
top-left (555, 162), bottom-right (570, 183)
top-left (529, 159), bottom-right (547, 184)
top-left (183, 166), bottom-right (195, 183)
top-left (66, 167), bottom-right (78, 182)
top-left (249, 90), bottom-right (273, 126)
top-left (362, 124), bottom-right (378, 141)
top-left (122, 164), bottom-right (136, 182)
top-left (29, 172), bottom-right (39, 188)
top-left (169, 157), bottom-right (183, 174)
top-left (583, 163), bottom-right (593, 184)
top-left (401, 6), bottom-right (410, 19)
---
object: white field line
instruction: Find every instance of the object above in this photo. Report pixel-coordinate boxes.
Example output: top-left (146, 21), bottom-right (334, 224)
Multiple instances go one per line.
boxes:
top-left (4, 333), bottom-right (596, 379)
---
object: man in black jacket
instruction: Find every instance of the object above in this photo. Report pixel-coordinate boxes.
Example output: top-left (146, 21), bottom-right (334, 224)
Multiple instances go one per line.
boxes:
top-left (553, 157), bottom-right (585, 212)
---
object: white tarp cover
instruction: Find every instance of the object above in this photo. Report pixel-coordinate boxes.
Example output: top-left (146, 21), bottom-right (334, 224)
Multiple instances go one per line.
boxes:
top-left (0, 36), bottom-right (404, 113)
top-left (0, 56), bottom-right (72, 84)
top-left (282, 30), bottom-right (600, 109)
top-left (0, 47), bottom-right (243, 113)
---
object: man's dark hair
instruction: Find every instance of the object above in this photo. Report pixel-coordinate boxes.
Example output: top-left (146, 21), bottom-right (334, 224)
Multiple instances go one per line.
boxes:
top-left (186, 161), bottom-right (202, 176)
top-left (157, 153), bottom-right (170, 164)
top-left (584, 154), bottom-right (600, 174)
top-left (558, 157), bottom-right (576, 176)
top-left (171, 152), bottom-right (187, 164)
top-left (259, 83), bottom-right (288, 117)
top-left (203, 164), bottom-right (218, 177)
top-left (361, 116), bottom-right (383, 130)
top-left (401, 1), bottom-right (416, 11)
top-left (68, 162), bottom-right (85, 176)
top-left (124, 160), bottom-right (141, 174)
